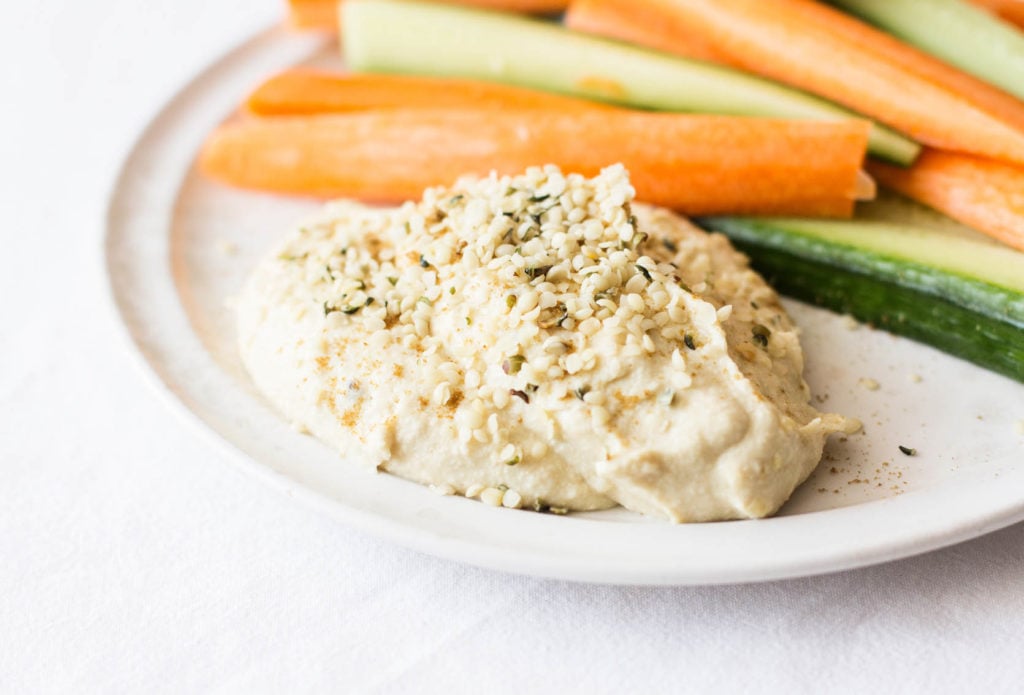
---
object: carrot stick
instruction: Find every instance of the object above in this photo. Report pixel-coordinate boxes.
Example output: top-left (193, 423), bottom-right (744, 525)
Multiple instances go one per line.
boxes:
top-left (287, 0), bottom-right (569, 31)
top-left (246, 70), bottom-right (613, 116)
top-left (971, 0), bottom-right (1024, 29)
top-left (565, 0), bottom-right (1024, 166)
top-left (869, 150), bottom-right (1024, 252)
top-left (816, 1), bottom-right (1024, 129)
top-left (287, 0), bottom-right (338, 29)
top-left (200, 109), bottom-right (871, 217)
top-left (564, 0), bottom-right (726, 64)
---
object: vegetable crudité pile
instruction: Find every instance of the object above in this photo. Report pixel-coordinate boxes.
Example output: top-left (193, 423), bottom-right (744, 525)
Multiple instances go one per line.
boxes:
top-left (201, 0), bottom-right (1024, 382)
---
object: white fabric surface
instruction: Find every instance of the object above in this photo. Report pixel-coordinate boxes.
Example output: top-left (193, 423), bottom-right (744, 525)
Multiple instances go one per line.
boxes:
top-left (2, 1), bottom-right (1023, 692)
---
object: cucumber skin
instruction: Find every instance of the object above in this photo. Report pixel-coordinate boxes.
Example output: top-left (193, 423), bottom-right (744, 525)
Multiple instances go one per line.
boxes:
top-left (698, 217), bottom-right (1024, 383)
top-left (342, 0), bottom-right (919, 165)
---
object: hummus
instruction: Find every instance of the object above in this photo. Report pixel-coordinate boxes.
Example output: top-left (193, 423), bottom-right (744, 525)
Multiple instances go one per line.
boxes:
top-left (237, 165), bottom-right (855, 522)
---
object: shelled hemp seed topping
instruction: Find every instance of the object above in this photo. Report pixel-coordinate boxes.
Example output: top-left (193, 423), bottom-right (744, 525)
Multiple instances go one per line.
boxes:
top-left (238, 164), bottom-right (857, 522)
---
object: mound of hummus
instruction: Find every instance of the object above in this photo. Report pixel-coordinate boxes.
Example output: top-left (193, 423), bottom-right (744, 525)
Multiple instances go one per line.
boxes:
top-left (237, 165), bottom-right (855, 522)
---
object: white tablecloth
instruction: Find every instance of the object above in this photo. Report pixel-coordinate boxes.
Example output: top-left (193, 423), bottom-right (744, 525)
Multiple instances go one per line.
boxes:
top-left (3, 1), bottom-right (1023, 691)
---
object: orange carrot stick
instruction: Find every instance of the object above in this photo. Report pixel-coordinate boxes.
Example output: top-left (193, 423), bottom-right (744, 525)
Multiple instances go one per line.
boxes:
top-left (971, 0), bottom-right (1024, 29)
top-left (287, 0), bottom-right (569, 31)
top-left (565, 0), bottom-right (1024, 166)
top-left (200, 109), bottom-right (870, 217)
top-left (246, 70), bottom-right (612, 116)
top-left (568, 0), bottom-right (1024, 137)
top-left (287, 0), bottom-right (338, 29)
top-left (564, 0), bottom-right (726, 64)
top-left (869, 150), bottom-right (1024, 252)
top-left (778, 1), bottom-right (1024, 134)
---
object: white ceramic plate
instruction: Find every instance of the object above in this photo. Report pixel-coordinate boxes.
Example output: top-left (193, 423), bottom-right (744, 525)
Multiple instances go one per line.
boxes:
top-left (104, 26), bottom-right (1024, 585)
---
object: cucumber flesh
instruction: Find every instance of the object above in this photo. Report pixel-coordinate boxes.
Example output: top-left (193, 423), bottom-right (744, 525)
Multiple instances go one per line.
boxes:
top-left (342, 0), bottom-right (920, 165)
top-left (697, 215), bottom-right (1024, 382)
top-left (854, 190), bottom-right (1001, 244)
top-left (730, 218), bottom-right (1024, 296)
top-left (828, 0), bottom-right (1024, 102)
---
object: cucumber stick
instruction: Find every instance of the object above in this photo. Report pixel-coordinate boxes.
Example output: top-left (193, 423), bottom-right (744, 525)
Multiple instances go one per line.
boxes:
top-left (342, 0), bottom-right (920, 165)
top-left (828, 0), bottom-right (1024, 101)
top-left (697, 215), bottom-right (1024, 382)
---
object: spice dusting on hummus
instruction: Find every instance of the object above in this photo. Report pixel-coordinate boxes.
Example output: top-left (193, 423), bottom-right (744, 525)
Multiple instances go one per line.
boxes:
top-left (237, 165), bottom-right (856, 522)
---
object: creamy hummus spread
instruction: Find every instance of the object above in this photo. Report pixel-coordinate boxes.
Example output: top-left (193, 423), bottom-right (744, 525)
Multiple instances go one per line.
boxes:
top-left (237, 165), bottom-right (855, 522)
